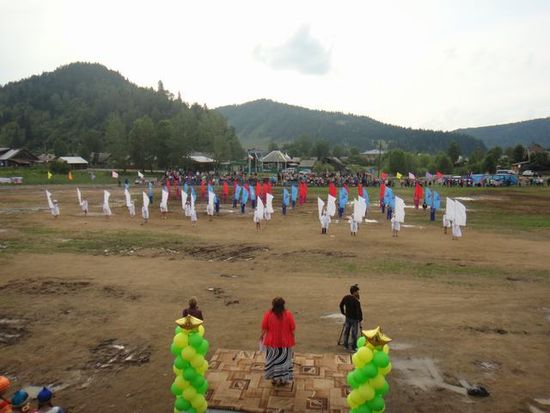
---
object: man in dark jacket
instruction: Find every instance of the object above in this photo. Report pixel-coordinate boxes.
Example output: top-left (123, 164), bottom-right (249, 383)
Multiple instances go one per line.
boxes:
top-left (339, 284), bottom-right (363, 351)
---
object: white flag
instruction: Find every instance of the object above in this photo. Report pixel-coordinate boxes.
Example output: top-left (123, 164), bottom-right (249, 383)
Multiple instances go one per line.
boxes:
top-left (327, 194), bottom-right (336, 217)
top-left (160, 188), bottom-right (169, 211)
top-left (256, 197), bottom-right (265, 221)
top-left (112, 171), bottom-right (119, 179)
top-left (103, 190), bottom-right (112, 216)
top-left (124, 189), bottom-right (132, 208)
top-left (137, 171), bottom-right (144, 179)
top-left (394, 196), bottom-right (406, 223)
top-left (317, 197), bottom-right (325, 223)
top-left (266, 193), bottom-right (274, 214)
top-left (408, 172), bottom-right (416, 180)
top-left (76, 187), bottom-right (82, 205)
top-left (45, 190), bottom-right (54, 209)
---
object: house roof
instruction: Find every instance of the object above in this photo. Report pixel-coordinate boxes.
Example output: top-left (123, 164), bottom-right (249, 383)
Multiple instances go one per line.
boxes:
top-left (188, 153), bottom-right (215, 163)
top-left (299, 159), bottom-right (317, 168)
top-left (0, 149), bottom-right (38, 161)
top-left (361, 149), bottom-right (385, 156)
top-left (38, 153), bottom-right (57, 162)
top-left (261, 150), bottom-right (292, 163)
top-left (59, 156), bottom-right (89, 164)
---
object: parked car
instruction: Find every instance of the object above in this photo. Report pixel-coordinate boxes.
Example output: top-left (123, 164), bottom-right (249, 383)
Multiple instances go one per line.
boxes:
top-left (522, 170), bottom-right (535, 176)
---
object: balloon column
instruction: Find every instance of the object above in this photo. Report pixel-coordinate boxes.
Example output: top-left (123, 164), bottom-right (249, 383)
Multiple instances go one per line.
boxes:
top-left (346, 327), bottom-right (392, 413)
top-left (170, 315), bottom-right (210, 413)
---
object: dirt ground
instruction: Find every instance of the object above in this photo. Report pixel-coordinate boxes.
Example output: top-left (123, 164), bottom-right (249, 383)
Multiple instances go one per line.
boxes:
top-left (1, 185), bottom-right (549, 413)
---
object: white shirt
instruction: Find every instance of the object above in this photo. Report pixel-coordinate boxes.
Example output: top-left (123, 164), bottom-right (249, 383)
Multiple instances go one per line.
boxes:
top-left (391, 216), bottom-right (400, 231)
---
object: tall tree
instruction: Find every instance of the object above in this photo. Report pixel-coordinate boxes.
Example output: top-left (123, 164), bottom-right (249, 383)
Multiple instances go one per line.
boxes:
top-left (129, 116), bottom-right (155, 169)
top-left (512, 144), bottom-right (526, 163)
top-left (447, 141), bottom-right (461, 164)
top-left (105, 113), bottom-right (128, 169)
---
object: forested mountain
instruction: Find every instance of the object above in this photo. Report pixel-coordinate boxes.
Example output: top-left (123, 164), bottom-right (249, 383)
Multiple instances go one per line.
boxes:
top-left (216, 99), bottom-right (485, 154)
top-left (456, 117), bottom-right (550, 149)
top-left (0, 62), bottom-right (243, 168)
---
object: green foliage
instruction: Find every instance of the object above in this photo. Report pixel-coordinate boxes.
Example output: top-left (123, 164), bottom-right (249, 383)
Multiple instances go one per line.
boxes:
top-left (0, 62), bottom-right (243, 167)
top-left (313, 139), bottom-right (330, 160)
top-left (512, 144), bottom-right (526, 163)
top-left (447, 141), bottom-right (460, 163)
top-left (49, 160), bottom-right (70, 174)
top-left (434, 153), bottom-right (453, 174)
top-left (482, 153), bottom-right (497, 173)
top-left (388, 149), bottom-right (408, 173)
top-left (457, 117), bottom-right (550, 148)
top-left (217, 99), bottom-right (486, 154)
top-left (529, 152), bottom-right (550, 170)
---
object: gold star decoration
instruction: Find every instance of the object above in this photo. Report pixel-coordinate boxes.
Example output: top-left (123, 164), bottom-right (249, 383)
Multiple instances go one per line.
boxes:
top-left (175, 315), bottom-right (203, 330)
top-left (362, 326), bottom-right (392, 347)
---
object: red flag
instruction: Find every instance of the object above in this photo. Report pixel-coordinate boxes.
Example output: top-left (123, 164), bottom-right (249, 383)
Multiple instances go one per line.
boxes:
top-left (436, 171), bottom-right (443, 179)
top-left (343, 183), bottom-right (349, 193)
top-left (379, 182), bottom-right (386, 206)
top-left (200, 180), bottom-right (206, 197)
top-left (328, 181), bottom-right (337, 197)
top-left (262, 182), bottom-right (269, 196)
top-left (414, 182), bottom-right (423, 201)
top-left (223, 181), bottom-right (229, 195)
top-left (266, 181), bottom-right (272, 194)
top-left (358, 183), bottom-right (363, 197)
top-left (255, 181), bottom-right (262, 197)
top-left (380, 172), bottom-right (388, 180)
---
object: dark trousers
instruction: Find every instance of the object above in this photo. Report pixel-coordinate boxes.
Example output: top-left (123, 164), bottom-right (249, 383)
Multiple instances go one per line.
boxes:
top-left (430, 208), bottom-right (436, 221)
top-left (338, 207), bottom-right (344, 218)
top-left (241, 203), bottom-right (245, 213)
top-left (292, 200), bottom-right (296, 209)
top-left (386, 207), bottom-right (392, 220)
top-left (381, 204), bottom-right (385, 213)
top-left (232, 199), bottom-right (237, 208)
top-left (282, 205), bottom-right (287, 215)
top-left (252, 200), bottom-right (256, 209)
top-left (343, 317), bottom-right (360, 349)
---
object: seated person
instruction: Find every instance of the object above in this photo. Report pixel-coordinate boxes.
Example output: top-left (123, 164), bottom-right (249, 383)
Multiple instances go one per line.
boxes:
top-left (11, 390), bottom-right (31, 413)
top-left (182, 297), bottom-right (203, 320)
top-left (36, 387), bottom-right (65, 413)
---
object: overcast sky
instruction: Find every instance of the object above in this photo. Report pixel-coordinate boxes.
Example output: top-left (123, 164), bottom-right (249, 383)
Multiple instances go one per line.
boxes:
top-left (1, 0), bottom-right (549, 131)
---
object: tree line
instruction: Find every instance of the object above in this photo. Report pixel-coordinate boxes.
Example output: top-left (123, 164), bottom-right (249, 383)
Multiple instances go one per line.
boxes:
top-left (0, 62), bottom-right (244, 169)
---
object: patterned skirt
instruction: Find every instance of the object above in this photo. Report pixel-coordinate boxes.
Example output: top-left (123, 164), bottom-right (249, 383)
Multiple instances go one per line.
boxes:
top-left (264, 347), bottom-right (294, 381)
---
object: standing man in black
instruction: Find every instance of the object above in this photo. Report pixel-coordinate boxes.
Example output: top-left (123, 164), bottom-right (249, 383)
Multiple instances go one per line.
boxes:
top-left (339, 284), bottom-right (363, 351)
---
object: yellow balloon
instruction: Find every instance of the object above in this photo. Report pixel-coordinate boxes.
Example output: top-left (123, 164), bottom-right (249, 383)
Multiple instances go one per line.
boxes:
top-left (174, 333), bottom-right (189, 348)
top-left (350, 389), bottom-right (363, 405)
top-left (382, 344), bottom-right (390, 354)
top-left (173, 366), bottom-right (182, 376)
top-left (358, 346), bottom-right (373, 363)
top-left (369, 374), bottom-right (386, 390)
top-left (183, 387), bottom-right (197, 401)
top-left (191, 394), bottom-right (204, 409)
top-left (352, 353), bottom-right (365, 369)
top-left (198, 325), bottom-right (205, 337)
top-left (358, 383), bottom-right (375, 401)
top-left (347, 394), bottom-right (359, 409)
top-left (196, 404), bottom-right (207, 413)
top-left (175, 375), bottom-right (190, 389)
top-left (181, 346), bottom-right (197, 361)
top-left (379, 362), bottom-right (392, 376)
top-left (202, 360), bottom-right (209, 370)
top-left (191, 354), bottom-right (204, 369)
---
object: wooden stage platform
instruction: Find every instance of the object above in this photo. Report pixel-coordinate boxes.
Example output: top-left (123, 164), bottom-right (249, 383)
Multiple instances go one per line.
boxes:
top-left (205, 349), bottom-right (353, 413)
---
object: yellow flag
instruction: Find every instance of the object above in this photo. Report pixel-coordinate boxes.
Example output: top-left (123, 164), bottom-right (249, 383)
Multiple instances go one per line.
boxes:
top-left (396, 172), bottom-right (402, 179)
top-left (68, 171), bottom-right (73, 181)
top-left (47, 171), bottom-right (53, 180)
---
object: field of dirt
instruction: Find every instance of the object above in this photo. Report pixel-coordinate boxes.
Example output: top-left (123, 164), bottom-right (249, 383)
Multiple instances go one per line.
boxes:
top-left (1, 185), bottom-right (549, 413)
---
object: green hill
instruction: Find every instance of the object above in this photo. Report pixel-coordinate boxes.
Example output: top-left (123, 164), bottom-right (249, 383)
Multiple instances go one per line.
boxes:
top-left (456, 117), bottom-right (550, 149)
top-left (0, 62), bottom-right (243, 168)
top-left (216, 99), bottom-right (485, 154)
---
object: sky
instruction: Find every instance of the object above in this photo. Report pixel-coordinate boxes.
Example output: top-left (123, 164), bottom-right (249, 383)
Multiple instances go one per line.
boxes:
top-left (1, 0), bottom-right (549, 131)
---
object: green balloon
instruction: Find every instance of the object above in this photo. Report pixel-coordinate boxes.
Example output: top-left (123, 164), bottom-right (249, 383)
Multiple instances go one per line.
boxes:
top-left (171, 342), bottom-right (182, 357)
top-left (198, 381), bottom-right (208, 395)
top-left (355, 368), bottom-right (368, 384)
top-left (171, 383), bottom-right (183, 396)
top-left (357, 404), bottom-right (372, 413)
top-left (357, 336), bottom-right (367, 348)
top-left (189, 333), bottom-right (203, 348)
top-left (363, 363), bottom-right (378, 379)
top-left (373, 351), bottom-right (389, 368)
top-left (192, 375), bottom-right (205, 389)
top-left (182, 359), bottom-right (191, 370)
top-left (347, 372), bottom-right (358, 389)
top-left (174, 356), bottom-right (186, 370)
top-left (376, 381), bottom-right (390, 397)
top-left (367, 395), bottom-right (385, 412)
top-left (187, 408), bottom-right (197, 413)
top-left (175, 326), bottom-right (183, 335)
top-left (197, 339), bottom-right (209, 356)
top-left (175, 396), bottom-right (191, 411)
top-left (183, 367), bottom-right (197, 382)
